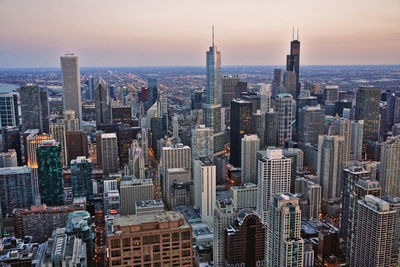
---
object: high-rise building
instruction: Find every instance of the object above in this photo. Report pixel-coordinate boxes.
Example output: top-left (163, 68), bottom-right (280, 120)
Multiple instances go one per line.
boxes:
top-left (147, 77), bottom-right (158, 109)
top-left (295, 176), bottom-right (321, 219)
top-left (0, 166), bottom-right (34, 214)
top-left (266, 193), bottom-right (304, 266)
top-left (350, 195), bottom-right (396, 267)
top-left (2, 127), bottom-right (22, 165)
top-left (97, 133), bottom-right (119, 174)
top-left (66, 130), bottom-right (88, 164)
top-left (106, 211), bottom-right (193, 267)
top-left (213, 199), bottom-right (236, 267)
top-left (191, 125), bottom-right (213, 160)
top-left (95, 76), bottom-right (111, 127)
top-left (355, 87), bottom-right (380, 143)
top-left (61, 54), bottom-right (82, 129)
top-left (193, 158), bottom-right (216, 224)
top-left (241, 134), bottom-right (260, 184)
top-left (20, 85), bottom-right (50, 133)
top-left (286, 33), bottom-right (300, 99)
top-left (62, 109), bottom-right (79, 131)
top-left (257, 83), bottom-right (271, 114)
top-left (230, 183), bottom-right (258, 211)
top-left (111, 104), bottom-right (133, 126)
top-left (70, 156), bottom-right (92, 198)
top-left (225, 210), bottom-right (265, 266)
top-left (275, 93), bottom-right (293, 145)
top-left (282, 71), bottom-right (297, 97)
top-left (298, 105), bottom-right (324, 146)
top-left (323, 85), bottom-right (339, 105)
top-left (230, 99), bottom-right (253, 167)
top-left (50, 122), bottom-right (68, 167)
top-left (126, 140), bottom-right (145, 179)
top-left (0, 149), bottom-right (18, 167)
top-left (380, 135), bottom-right (400, 196)
top-left (252, 110), bottom-right (265, 148)
top-left (160, 143), bottom-right (191, 175)
top-left (272, 67), bottom-right (282, 97)
top-left (120, 177), bottom-right (154, 215)
top-left (165, 168), bottom-right (191, 208)
top-left (256, 148), bottom-right (291, 224)
top-left (37, 140), bottom-right (63, 206)
top-left (317, 135), bottom-right (345, 201)
top-left (264, 109), bottom-right (278, 147)
top-left (0, 92), bottom-right (19, 128)
top-left (222, 75), bottom-right (240, 107)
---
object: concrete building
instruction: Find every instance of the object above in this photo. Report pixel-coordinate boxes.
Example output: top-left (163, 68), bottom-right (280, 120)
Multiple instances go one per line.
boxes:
top-left (350, 195), bottom-right (396, 267)
top-left (257, 148), bottom-right (291, 224)
top-left (165, 168), bottom-right (191, 208)
top-left (230, 183), bottom-right (258, 211)
top-left (98, 133), bottom-right (119, 174)
top-left (213, 199), bottom-right (236, 267)
top-left (295, 176), bottom-right (321, 219)
top-left (135, 199), bottom-right (164, 216)
top-left (241, 134), bottom-right (260, 184)
top-left (317, 135), bottom-right (345, 201)
top-left (70, 156), bottom-right (92, 198)
top-left (61, 54), bottom-right (82, 129)
top-left (257, 83), bottom-right (271, 114)
top-left (66, 130), bottom-right (88, 164)
top-left (380, 135), bottom-right (400, 196)
top-left (323, 85), bottom-right (339, 105)
top-left (191, 125), bottom-right (214, 160)
top-left (222, 75), bottom-right (239, 107)
top-left (193, 158), bottom-right (216, 224)
top-left (0, 166), bottom-right (34, 214)
top-left (298, 105), bottom-right (324, 146)
top-left (275, 93), bottom-right (293, 145)
top-left (266, 193), bottom-right (304, 267)
top-left (62, 109), bottom-right (79, 131)
top-left (106, 211), bottom-right (193, 266)
top-left (20, 85), bottom-right (49, 133)
top-left (120, 177), bottom-right (154, 215)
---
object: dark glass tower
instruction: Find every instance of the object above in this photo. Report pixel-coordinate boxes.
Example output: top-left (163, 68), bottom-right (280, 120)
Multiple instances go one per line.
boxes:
top-left (95, 76), bottom-right (111, 127)
top-left (230, 99), bottom-right (253, 167)
top-left (286, 31), bottom-right (300, 99)
top-left (37, 140), bottom-right (63, 206)
top-left (355, 87), bottom-right (380, 143)
top-left (20, 85), bottom-right (50, 133)
top-left (147, 77), bottom-right (158, 109)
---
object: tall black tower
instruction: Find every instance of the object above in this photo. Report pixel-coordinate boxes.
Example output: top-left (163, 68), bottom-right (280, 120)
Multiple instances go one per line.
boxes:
top-left (286, 28), bottom-right (300, 99)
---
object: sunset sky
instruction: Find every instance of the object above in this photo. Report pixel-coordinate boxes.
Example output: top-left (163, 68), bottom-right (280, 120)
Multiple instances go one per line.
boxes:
top-left (0, 0), bottom-right (399, 68)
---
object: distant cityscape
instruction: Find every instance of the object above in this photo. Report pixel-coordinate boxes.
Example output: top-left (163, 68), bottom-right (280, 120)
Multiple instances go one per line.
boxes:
top-left (0, 25), bottom-right (399, 267)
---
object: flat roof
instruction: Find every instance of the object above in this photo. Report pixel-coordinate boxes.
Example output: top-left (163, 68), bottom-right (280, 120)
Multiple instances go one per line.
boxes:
top-left (113, 210), bottom-right (188, 227)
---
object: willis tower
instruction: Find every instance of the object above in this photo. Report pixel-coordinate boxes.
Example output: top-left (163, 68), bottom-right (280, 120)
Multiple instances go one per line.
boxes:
top-left (286, 28), bottom-right (300, 99)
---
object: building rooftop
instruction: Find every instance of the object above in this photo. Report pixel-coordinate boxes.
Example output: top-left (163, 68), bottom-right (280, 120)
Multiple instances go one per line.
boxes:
top-left (101, 133), bottom-right (117, 139)
top-left (135, 199), bottom-right (164, 208)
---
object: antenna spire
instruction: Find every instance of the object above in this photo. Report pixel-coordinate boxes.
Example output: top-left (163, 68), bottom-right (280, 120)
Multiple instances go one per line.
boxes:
top-left (292, 27), bottom-right (294, 40)
top-left (297, 27), bottom-right (299, 40)
top-left (212, 25), bottom-right (215, 46)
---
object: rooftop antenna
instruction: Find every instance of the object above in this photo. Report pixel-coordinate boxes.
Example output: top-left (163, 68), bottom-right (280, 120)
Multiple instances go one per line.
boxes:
top-left (297, 27), bottom-right (299, 40)
top-left (292, 27), bottom-right (294, 40)
top-left (212, 25), bottom-right (215, 46)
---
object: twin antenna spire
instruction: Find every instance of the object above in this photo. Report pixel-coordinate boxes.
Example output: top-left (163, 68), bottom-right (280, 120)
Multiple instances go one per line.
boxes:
top-left (292, 26), bottom-right (300, 40)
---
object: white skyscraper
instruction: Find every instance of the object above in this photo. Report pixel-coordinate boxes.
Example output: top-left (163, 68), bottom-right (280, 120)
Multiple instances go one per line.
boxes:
top-left (191, 125), bottom-right (214, 160)
top-left (380, 135), bottom-right (400, 196)
top-left (172, 115), bottom-right (179, 138)
top-left (241, 134), bottom-right (260, 184)
top-left (275, 93), bottom-right (293, 145)
top-left (266, 193), bottom-right (304, 267)
top-left (317, 135), bottom-right (345, 201)
top-left (120, 178), bottom-right (154, 215)
top-left (193, 158), bottom-right (216, 224)
top-left (60, 54), bottom-right (82, 129)
top-left (257, 83), bottom-right (271, 114)
top-left (99, 133), bottom-right (119, 174)
top-left (257, 148), bottom-right (291, 224)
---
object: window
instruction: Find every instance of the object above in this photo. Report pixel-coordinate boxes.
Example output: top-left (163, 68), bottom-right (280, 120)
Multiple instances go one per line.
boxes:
top-left (111, 259), bottom-right (121, 266)
top-left (123, 238), bottom-right (130, 248)
top-left (153, 245), bottom-right (161, 252)
top-left (143, 235), bottom-right (160, 245)
top-left (172, 232), bottom-right (179, 242)
top-left (111, 239), bottom-right (121, 249)
top-left (111, 250), bottom-right (121, 257)
top-left (181, 231), bottom-right (191, 241)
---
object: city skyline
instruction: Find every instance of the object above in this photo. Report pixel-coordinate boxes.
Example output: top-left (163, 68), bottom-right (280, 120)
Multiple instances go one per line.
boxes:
top-left (0, 0), bottom-right (399, 68)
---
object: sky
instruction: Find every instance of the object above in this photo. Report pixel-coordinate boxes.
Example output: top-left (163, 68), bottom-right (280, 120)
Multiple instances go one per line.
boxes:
top-left (0, 0), bottom-right (399, 68)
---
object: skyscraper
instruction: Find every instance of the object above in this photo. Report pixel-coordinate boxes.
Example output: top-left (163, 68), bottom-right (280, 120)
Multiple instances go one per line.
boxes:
top-left (222, 75), bottom-right (240, 107)
top-left (36, 140), bottom-right (63, 206)
top-left (98, 133), bottom-right (119, 175)
top-left (0, 166), bottom-right (34, 214)
top-left (264, 109), bottom-right (278, 147)
top-left (275, 93), bottom-right (293, 145)
top-left (61, 54), bottom-right (82, 129)
top-left (62, 110), bottom-right (79, 131)
top-left (282, 71), bottom-right (297, 97)
top-left (272, 67), bottom-right (282, 97)
top-left (294, 176), bottom-right (321, 219)
top-left (230, 99), bottom-right (253, 167)
top-left (95, 76), bottom-right (111, 127)
top-left (213, 199), bottom-right (236, 267)
top-left (257, 83), bottom-right (271, 114)
top-left (193, 158), bottom-right (216, 224)
top-left (70, 156), bottom-right (93, 198)
top-left (147, 77), bottom-right (158, 109)
top-left (257, 148), bottom-right (291, 224)
top-left (324, 85), bottom-right (339, 105)
top-left (266, 193), bottom-right (304, 266)
top-left (191, 125), bottom-right (214, 160)
top-left (355, 87), bottom-right (380, 143)
top-left (380, 135), bottom-right (400, 196)
top-left (286, 31), bottom-right (300, 99)
top-left (20, 85), bottom-right (50, 133)
top-left (298, 105), bottom-right (324, 146)
top-left (350, 195), bottom-right (396, 267)
top-left (66, 130), bottom-right (88, 164)
top-left (317, 135), bottom-right (345, 201)
top-left (120, 177), bottom-right (154, 215)
top-left (50, 122), bottom-right (68, 167)
top-left (241, 134), bottom-right (260, 184)
top-left (0, 92), bottom-right (19, 128)
top-left (2, 127), bottom-right (22, 165)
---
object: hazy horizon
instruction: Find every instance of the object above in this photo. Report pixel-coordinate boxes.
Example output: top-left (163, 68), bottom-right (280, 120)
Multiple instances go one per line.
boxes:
top-left (1, 0), bottom-right (399, 68)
